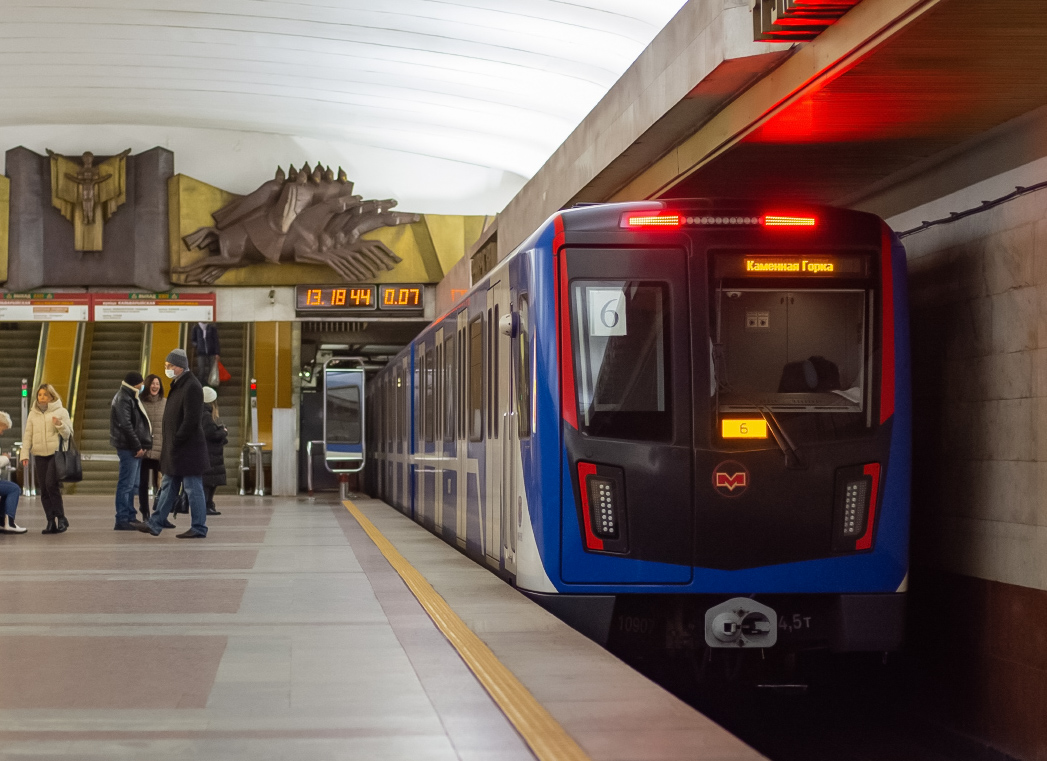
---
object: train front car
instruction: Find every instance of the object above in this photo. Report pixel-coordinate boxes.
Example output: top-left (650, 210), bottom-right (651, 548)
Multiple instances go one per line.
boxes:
top-left (539, 201), bottom-right (911, 655)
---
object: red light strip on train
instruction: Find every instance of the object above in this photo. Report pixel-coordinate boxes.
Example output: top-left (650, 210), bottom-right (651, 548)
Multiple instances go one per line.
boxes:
top-left (762, 214), bottom-right (817, 227)
top-left (621, 212), bottom-right (682, 228)
top-left (855, 463), bottom-right (881, 550)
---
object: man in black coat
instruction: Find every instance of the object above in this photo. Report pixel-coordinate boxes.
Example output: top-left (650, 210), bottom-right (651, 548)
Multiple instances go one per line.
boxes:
top-left (134, 348), bottom-right (210, 538)
top-left (111, 371), bottom-right (152, 531)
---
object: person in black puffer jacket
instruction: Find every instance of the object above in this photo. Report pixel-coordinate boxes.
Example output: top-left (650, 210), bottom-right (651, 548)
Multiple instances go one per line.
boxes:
top-left (201, 386), bottom-right (227, 516)
top-left (110, 371), bottom-right (153, 530)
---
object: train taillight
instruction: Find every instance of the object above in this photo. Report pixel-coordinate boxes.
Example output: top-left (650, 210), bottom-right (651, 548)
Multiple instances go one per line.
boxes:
top-left (620, 212), bottom-right (682, 229)
top-left (761, 214), bottom-right (817, 227)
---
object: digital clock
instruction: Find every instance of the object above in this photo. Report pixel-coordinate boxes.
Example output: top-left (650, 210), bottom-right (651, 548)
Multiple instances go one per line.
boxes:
top-left (295, 284), bottom-right (425, 313)
top-left (379, 285), bottom-right (423, 310)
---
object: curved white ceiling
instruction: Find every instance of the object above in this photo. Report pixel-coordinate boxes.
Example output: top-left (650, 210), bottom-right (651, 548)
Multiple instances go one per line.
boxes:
top-left (0, 1), bottom-right (687, 211)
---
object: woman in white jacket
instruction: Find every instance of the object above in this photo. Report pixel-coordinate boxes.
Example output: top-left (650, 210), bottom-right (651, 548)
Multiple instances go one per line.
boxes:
top-left (21, 384), bottom-right (73, 534)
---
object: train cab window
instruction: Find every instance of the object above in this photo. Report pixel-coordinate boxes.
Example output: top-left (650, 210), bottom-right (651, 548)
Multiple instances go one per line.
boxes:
top-left (716, 289), bottom-right (866, 414)
top-left (516, 295), bottom-right (532, 439)
top-left (468, 316), bottom-right (484, 441)
top-left (424, 347), bottom-right (435, 443)
top-left (570, 281), bottom-right (671, 441)
top-left (444, 334), bottom-right (455, 442)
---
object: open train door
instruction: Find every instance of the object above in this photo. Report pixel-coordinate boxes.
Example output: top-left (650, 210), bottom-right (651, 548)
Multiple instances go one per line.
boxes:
top-left (322, 359), bottom-right (366, 480)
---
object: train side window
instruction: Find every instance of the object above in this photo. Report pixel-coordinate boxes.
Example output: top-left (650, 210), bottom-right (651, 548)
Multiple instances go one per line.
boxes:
top-left (435, 343), bottom-right (442, 442)
top-left (493, 303), bottom-right (499, 438)
top-left (444, 334), bottom-right (455, 441)
top-left (416, 352), bottom-right (425, 442)
top-left (468, 315), bottom-right (484, 441)
top-left (487, 307), bottom-right (493, 439)
top-left (516, 295), bottom-right (532, 438)
top-left (424, 347), bottom-right (435, 442)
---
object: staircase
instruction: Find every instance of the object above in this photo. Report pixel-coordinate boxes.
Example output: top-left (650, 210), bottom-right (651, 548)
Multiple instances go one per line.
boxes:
top-left (212, 323), bottom-right (247, 494)
top-left (75, 323), bottom-right (146, 495)
top-left (0, 323), bottom-right (43, 455)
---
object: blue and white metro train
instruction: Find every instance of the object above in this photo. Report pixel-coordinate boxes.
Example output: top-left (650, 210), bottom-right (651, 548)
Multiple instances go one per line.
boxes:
top-left (366, 200), bottom-right (910, 654)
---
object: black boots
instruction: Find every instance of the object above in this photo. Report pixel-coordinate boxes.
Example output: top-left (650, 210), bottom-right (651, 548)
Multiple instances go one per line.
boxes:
top-left (41, 516), bottom-right (68, 534)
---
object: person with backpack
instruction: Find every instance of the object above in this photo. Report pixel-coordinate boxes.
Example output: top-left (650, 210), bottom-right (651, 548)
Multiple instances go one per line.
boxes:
top-left (201, 386), bottom-right (227, 516)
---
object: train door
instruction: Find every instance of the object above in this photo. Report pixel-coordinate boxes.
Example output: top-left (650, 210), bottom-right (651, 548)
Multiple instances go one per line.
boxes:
top-left (484, 279), bottom-right (509, 568)
top-left (500, 290), bottom-right (525, 577)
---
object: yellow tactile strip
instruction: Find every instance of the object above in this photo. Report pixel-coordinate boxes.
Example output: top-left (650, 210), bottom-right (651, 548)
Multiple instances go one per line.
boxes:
top-left (344, 499), bottom-right (591, 761)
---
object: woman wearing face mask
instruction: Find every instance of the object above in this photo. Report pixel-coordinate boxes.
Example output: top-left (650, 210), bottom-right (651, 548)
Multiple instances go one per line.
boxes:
top-left (21, 384), bottom-right (73, 534)
top-left (138, 374), bottom-right (167, 521)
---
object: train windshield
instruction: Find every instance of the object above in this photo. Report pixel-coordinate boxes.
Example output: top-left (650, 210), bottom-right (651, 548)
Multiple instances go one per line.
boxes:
top-left (570, 280), bottom-right (672, 441)
top-left (716, 288), bottom-right (866, 413)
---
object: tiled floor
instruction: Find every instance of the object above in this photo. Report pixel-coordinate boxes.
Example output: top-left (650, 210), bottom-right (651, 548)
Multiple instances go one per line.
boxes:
top-left (0, 493), bottom-right (765, 761)
top-left (0, 494), bottom-right (534, 760)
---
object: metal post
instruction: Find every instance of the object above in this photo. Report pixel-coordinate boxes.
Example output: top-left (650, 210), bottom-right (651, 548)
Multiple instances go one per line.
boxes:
top-left (19, 378), bottom-right (35, 497)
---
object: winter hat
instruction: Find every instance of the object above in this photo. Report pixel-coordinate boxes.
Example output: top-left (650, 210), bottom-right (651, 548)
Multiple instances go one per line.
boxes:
top-left (124, 371), bottom-right (144, 386)
top-left (202, 386), bottom-right (218, 404)
top-left (166, 348), bottom-right (189, 369)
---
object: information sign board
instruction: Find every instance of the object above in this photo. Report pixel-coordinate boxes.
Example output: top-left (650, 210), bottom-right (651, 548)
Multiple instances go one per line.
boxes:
top-left (91, 293), bottom-right (216, 322)
top-left (0, 293), bottom-right (91, 321)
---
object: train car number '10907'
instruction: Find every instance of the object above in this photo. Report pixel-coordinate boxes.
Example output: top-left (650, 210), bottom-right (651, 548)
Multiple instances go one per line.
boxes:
top-left (295, 284), bottom-right (424, 312)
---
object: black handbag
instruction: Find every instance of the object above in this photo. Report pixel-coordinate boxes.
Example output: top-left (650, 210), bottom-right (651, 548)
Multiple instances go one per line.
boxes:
top-left (54, 436), bottom-right (83, 483)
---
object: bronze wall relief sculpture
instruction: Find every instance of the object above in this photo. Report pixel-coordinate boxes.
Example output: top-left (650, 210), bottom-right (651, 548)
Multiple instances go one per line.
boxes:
top-left (176, 164), bottom-right (421, 285)
top-left (4, 146), bottom-right (173, 291)
top-left (47, 149), bottom-right (131, 251)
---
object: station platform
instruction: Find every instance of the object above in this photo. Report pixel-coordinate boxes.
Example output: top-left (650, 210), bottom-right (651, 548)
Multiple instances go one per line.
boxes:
top-left (0, 493), bottom-right (764, 761)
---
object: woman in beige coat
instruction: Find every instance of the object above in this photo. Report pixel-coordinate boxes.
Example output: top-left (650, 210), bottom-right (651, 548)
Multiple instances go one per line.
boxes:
top-left (20, 383), bottom-right (73, 534)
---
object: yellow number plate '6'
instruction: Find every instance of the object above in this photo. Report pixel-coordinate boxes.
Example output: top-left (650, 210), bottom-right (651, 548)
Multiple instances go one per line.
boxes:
top-left (721, 419), bottom-right (768, 439)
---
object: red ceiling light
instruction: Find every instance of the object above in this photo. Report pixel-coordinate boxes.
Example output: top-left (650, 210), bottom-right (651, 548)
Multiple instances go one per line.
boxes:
top-left (621, 212), bottom-right (682, 229)
top-left (762, 214), bottom-right (817, 227)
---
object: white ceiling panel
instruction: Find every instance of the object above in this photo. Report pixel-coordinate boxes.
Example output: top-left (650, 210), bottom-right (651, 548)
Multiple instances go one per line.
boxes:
top-left (0, 0), bottom-right (687, 210)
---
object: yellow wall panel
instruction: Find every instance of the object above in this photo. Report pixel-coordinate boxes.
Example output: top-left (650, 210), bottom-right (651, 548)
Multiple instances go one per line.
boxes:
top-left (148, 323), bottom-right (184, 381)
top-left (252, 321), bottom-right (293, 449)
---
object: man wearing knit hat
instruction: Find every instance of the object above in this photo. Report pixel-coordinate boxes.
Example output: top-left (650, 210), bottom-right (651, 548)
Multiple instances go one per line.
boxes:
top-left (132, 348), bottom-right (210, 538)
top-left (110, 371), bottom-right (153, 530)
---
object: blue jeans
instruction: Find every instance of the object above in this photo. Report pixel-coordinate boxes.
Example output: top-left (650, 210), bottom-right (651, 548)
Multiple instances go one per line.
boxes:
top-left (148, 474), bottom-right (207, 536)
top-left (0, 478), bottom-right (19, 519)
top-left (116, 449), bottom-right (143, 526)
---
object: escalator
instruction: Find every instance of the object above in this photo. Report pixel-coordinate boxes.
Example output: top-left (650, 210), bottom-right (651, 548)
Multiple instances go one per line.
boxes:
top-left (74, 323), bottom-right (146, 495)
top-left (0, 322), bottom-right (43, 454)
top-left (211, 323), bottom-right (248, 493)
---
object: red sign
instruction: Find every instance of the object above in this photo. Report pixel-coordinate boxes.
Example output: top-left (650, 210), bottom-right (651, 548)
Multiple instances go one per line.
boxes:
top-left (713, 461), bottom-right (750, 497)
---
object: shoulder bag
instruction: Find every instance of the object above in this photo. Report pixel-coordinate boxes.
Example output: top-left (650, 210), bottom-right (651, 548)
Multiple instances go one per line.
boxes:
top-left (55, 436), bottom-right (83, 483)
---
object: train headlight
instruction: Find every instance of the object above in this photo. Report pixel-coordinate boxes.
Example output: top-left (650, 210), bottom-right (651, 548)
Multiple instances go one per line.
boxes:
top-left (832, 463), bottom-right (882, 553)
top-left (587, 476), bottom-right (619, 538)
top-left (577, 462), bottom-right (628, 553)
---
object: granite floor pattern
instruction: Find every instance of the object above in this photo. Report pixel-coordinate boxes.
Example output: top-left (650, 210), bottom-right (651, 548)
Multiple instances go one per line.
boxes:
top-left (0, 494), bottom-right (535, 761)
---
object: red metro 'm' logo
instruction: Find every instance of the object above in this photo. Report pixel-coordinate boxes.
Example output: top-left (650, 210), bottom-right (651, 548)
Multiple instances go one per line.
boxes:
top-left (713, 461), bottom-right (749, 497)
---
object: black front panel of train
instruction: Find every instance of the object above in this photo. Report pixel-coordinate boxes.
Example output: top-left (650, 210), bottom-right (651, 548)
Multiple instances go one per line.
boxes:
top-left (563, 246), bottom-right (695, 567)
top-left (692, 220), bottom-right (890, 570)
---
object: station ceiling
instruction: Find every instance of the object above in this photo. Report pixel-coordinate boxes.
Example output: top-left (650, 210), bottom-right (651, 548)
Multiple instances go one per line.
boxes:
top-left (0, 0), bottom-right (687, 209)
top-left (634, 0), bottom-right (1047, 216)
